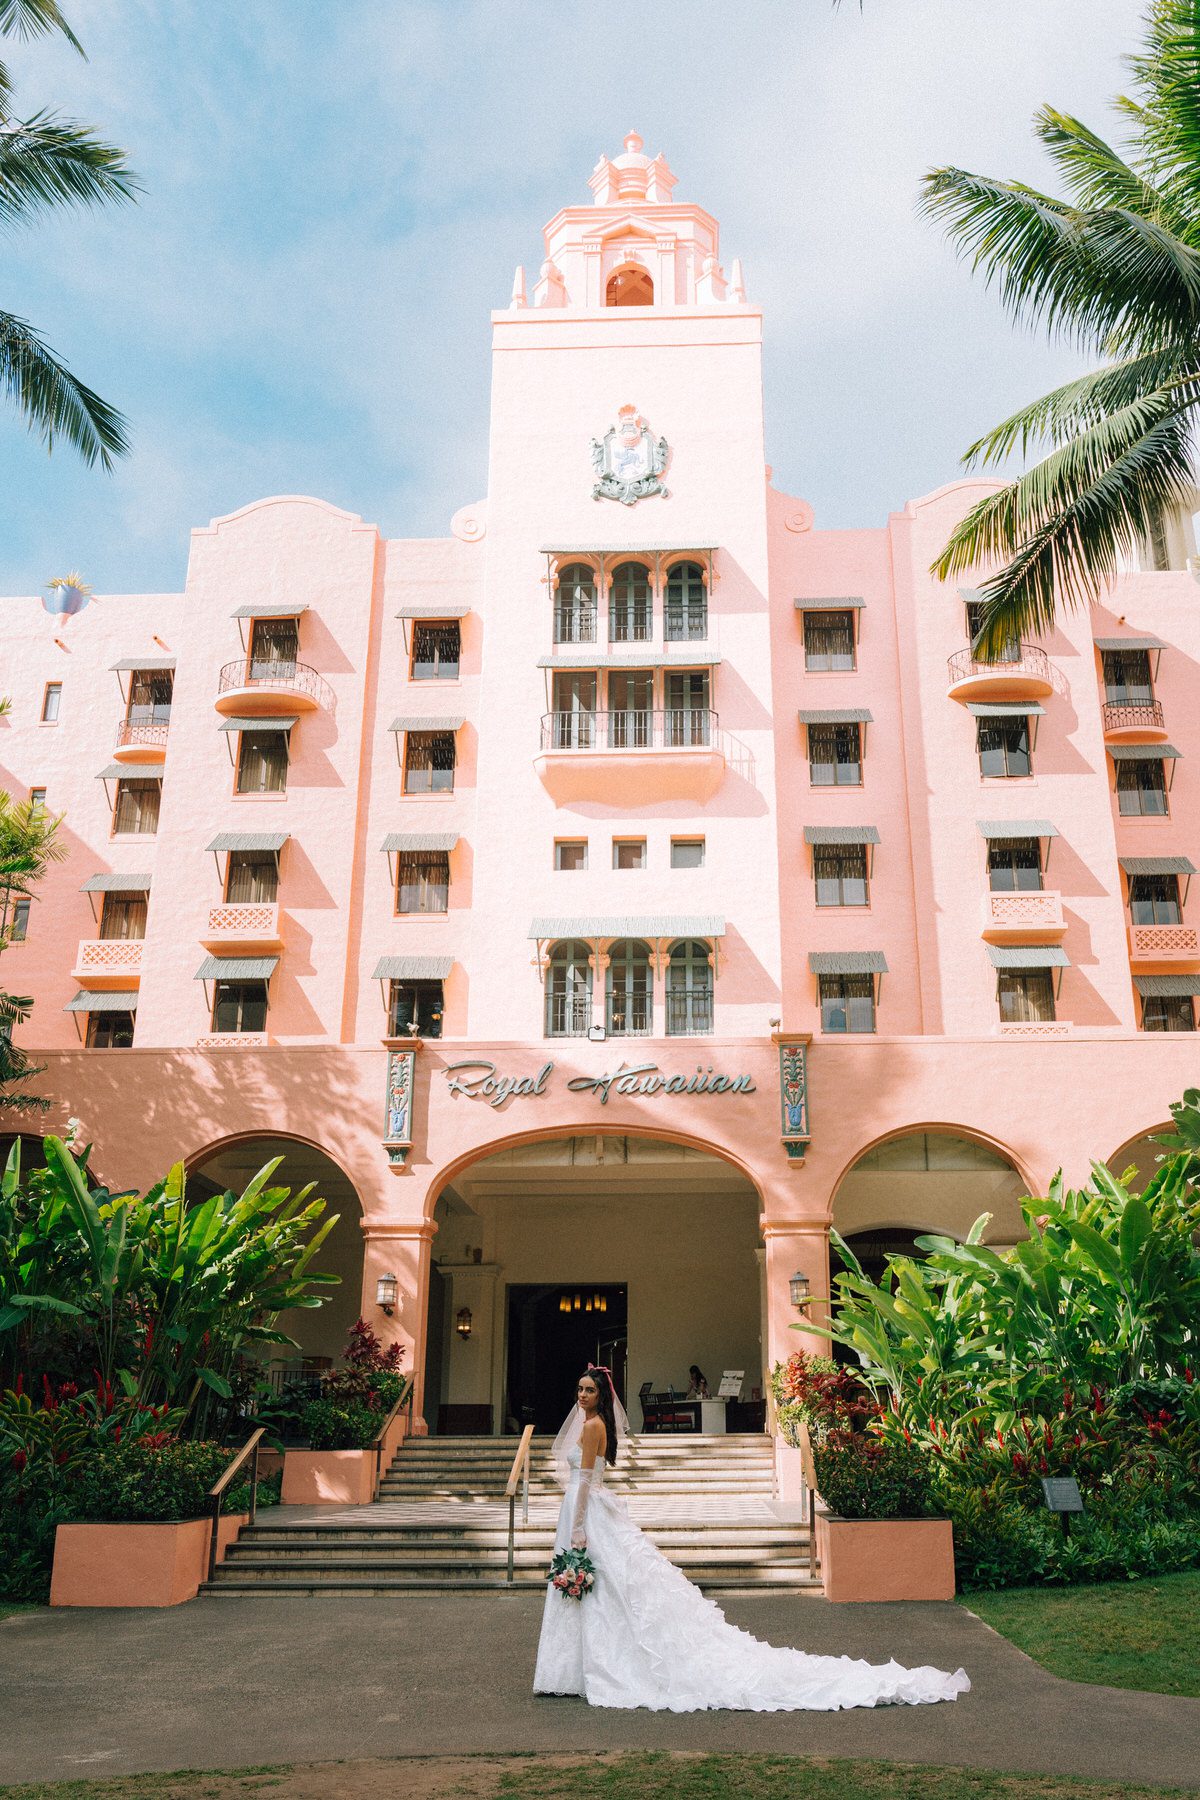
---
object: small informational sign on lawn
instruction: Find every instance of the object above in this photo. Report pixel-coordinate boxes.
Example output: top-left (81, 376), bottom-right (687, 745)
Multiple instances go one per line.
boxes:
top-left (1040, 1476), bottom-right (1084, 1514)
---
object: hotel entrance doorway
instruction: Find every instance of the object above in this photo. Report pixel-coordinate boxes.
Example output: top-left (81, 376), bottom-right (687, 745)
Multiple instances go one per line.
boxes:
top-left (506, 1283), bottom-right (627, 1433)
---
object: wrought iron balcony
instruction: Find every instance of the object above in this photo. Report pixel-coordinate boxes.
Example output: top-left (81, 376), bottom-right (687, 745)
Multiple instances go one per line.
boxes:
top-left (72, 938), bottom-right (144, 986)
top-left (535, 709), bottom-right (725, 802)
top-left (981, 890), bottom-right (1066, 942)
top-left (540, 708), bottom-right (718, 752)
top-left (947, 643), bottom-right (1053, 702)
top-left (113, 717), bottom-right (170, 763)
top-left (1102, 699), bottom-right (1166, 741)
top-left (1127, 923), bottom-right (1200, 963)
top-left (215, 659), bottom-right (325, 716)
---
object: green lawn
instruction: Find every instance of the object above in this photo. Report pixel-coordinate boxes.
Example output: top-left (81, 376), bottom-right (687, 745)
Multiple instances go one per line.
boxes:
top-left (2, 1758), bottom-right (1199, 1800)
top-left (964, 1571), bottom-right (1200, 1696)
top-left (0, 1602), bottom-right (40, 1621)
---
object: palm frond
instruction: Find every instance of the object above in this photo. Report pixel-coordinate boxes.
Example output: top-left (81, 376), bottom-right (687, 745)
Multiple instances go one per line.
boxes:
top-left (1126, 0), bottom-right (1200, 221)
top-left (0, 112), bottom-right (139, 225)
top-left (1035, 106), bottom-right (1172, 221)
top-left (0, 0), bottom-right (83, 53)
top-left (961, 346), bottom-right (1198, 465)
top-left (935, 406), bottom-right (1197, 650)
top-left (919, 164), bottom-right (1200, 351)
top-left (0, 307), bottom-right (128, 467)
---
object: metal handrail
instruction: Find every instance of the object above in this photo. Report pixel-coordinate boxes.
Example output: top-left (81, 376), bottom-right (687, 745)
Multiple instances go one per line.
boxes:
top-left (539, 708), bottom-right (718, 752)
top-left (505, 1423), bottom-right (536, 1585)
top-left (115, 718), bottom-right (170, 748)
top-left (372, 1382), bottom-right (414, 1500)
top-left (1103, 699), bottom-right (1164, 733)
top-left (947, 643), bottom-right (1050, 685)
top-left (206, 1425), bottom-right (265, 1581)
top-left (217, 658), bottom-right (325, 702)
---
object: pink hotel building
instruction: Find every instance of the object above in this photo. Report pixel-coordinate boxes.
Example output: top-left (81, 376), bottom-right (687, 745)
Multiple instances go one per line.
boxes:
top-left (3, 136), bottom-right (1199, 1443)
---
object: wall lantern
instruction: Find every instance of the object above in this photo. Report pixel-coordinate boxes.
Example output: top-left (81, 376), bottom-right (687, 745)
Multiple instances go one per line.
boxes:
top-left (789, 1270), bottom-right (812, 1310)
top-left (375, 1272), bottom-right (399, 1316)
top-left (456, 1307), bottom-right (473, 1340)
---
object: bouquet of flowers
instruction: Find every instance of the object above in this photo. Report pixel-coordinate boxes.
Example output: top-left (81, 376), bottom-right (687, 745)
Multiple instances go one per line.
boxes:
top-left (548, 1547), bottom-right (596, 1600)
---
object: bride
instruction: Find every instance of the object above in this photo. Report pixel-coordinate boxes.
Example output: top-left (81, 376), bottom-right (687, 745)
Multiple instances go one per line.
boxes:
top-left (534, 1366), bottom-right (970, 1712)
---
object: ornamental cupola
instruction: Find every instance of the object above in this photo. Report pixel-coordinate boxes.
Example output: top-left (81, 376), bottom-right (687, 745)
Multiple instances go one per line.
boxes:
top-left (508, 132), bottom-right (748, 312)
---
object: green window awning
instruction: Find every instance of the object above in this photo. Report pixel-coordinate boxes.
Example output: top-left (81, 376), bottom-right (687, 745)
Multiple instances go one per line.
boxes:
top-left (536, 652), bottom-right (722, 669)
top-left (803, 826), bottom-right (880, 845)
top-left (96, 765), bottom-right (163, 782)
top-left (986, 945), bottom-right (1070, 969)
top-left (1134, 975), bottom-right (1200, 996)
top-left (194, 956), bottom-right (279, 981)
top-left (64, 990), bottom-right (139, 1013)
top-left (1109, 743), bottom-right (1181, 761)
top-left (205, 832), bottom-right (290, 853)
top-left (372, 955), bottom-right (453, 981)
top-left (380, 833), bottom-right (459, 853)
top-left (217, 715), bottom-right (298, 734)
top-left (1119, 856), bottom-right (1195, 876)
top-left (538, 541), bottom-right (717, 556)
top-left (80, 872), bottom-right (152, 893)
top-left (808, 951), bottom-right (888, 975)
top-left (395, 603), bottom-right (471, 620)
top-left (528, 915), bottom-right (725, 941)
top-left (797, 708), bottom-right (873, 725)
top-left (967, 701), bottom-right (1045, 718)
top-left (109, 657), bottom-right (176, 672)
top-left (977, 820), bottom-right (1059, 840)
top-left (1094, 636), bottom-right (1165, 652)
top-left (230, 603), bottom-right (308, 619)
top-left (794, 597), bottom-right (866, 610)
top-left (388, 715), bottom-right (465, 733)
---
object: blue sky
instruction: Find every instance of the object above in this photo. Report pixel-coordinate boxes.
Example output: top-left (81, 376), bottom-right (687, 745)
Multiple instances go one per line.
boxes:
top-left (1, 0), bottom-right (1146, 596)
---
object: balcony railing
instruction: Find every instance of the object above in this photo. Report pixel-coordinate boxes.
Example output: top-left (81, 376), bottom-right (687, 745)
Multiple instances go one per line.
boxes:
top-left (553, 607), bottom-right (598, 644)
top-left (540, 709), bottom-right (718, 752)
top-left (1128, 923), bottom-right (1200, 962)
top-left (1102, 699), bottom-right (1165, 737)
top-left (948, 643), bottom-right (1052, 693)
top-left (115, 718), bottom-right (170, 751)
top-left (666, 992), bottom-right (713, 1035)
top-left (196, 1032), bottom-right (270, 1049)
top-left (203, 902), bottom-right (282, 945)
top-left (998, 1021), bottom-right (1070, 1038)
top-left (982, 890), bottom-right (1066, 939)
top-left (73, 939), bottom-right (144, 982)
top-left (609, 608), bottom-right (653, 642)
top-left (665, 607), bottom-right (709, 641)
top-left (546, 997), bottom-right (593, 1038)
top-left (217, 659), bottom-right (325, 704)
top-left (606, 1001), bottom-right (652, 1037)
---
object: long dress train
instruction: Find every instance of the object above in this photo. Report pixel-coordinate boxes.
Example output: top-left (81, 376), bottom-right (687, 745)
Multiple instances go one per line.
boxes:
top-left (533, 1448), bottom-right (970, 1712)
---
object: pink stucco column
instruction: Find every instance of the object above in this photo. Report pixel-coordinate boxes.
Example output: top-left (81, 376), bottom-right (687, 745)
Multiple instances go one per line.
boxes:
top-left (761, 1215), bottom-right (831, 1502)
top-left (361, 1219), bottom-right (437, 1435)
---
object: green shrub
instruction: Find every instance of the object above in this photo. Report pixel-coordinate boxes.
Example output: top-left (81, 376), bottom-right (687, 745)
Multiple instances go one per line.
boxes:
top-left (302, 1398), bottom-right (381, 1450)
top-left (946, 1489), bottom-right (1057, 1590)
top-left (70, 1438), bottom-right (277, 1524)
top-left (811, 1434), bottom-right (935, 1520)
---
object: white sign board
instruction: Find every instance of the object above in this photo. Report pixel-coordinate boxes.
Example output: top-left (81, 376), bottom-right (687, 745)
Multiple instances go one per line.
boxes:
top-left (717, 1370), bottom-right (744, 1400)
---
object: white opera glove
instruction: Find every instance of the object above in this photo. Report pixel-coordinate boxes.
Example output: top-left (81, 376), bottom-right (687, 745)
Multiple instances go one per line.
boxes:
top-left (570, 1467), bottom-right (597, 1548)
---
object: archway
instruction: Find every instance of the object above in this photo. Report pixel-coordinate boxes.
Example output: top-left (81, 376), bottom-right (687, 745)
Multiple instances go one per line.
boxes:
top-left (833, 1128), bottom-right (1030, 1262)
top-left (188, 1134), bottom-right (365, 1380)
top-left (424, 1131), bottom-right (764, 1436)
top-left (606, 264), bottom-right (654, 306)
top-left (1107, 1125), bottom-right (1172, 1192)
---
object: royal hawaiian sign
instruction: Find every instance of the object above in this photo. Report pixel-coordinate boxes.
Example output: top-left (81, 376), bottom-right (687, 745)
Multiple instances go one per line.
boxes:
top-left (442, 1058), bottom-right (756, 1110)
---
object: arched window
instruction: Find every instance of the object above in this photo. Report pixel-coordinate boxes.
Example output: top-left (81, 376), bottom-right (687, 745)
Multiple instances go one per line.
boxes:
top-left (665, 561), bottom-right (707, 641)
top-left (606, 265), bottom-right (654, 307)
top-left (609, 561), bottom-right (651, 644)
top-left (666, 940), bottom-right (713, 1037)
top-left (606, 940), bottom-right (652, 1037)
top-left (546, 940), bottom-right (592, 1038)
top-left (554, 563), bottom-right (597, 645)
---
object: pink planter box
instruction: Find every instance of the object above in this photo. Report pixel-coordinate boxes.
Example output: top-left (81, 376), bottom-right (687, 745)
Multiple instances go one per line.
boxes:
top-left (281, 1448), bottom-right (376, 1505)
top-left (815, 1514), bottom-right (956, 1603)
top-left (50, 1514), bottom-right (247, 1608)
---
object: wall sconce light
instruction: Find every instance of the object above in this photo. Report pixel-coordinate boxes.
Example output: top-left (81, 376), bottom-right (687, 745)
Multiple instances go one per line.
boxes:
top-left (375, 1272), bottom-right (399, 1316)
top-left (789, 1270), bottom-right (812, 1310)
top-left (456, 1307), bottom-right (473, 1339)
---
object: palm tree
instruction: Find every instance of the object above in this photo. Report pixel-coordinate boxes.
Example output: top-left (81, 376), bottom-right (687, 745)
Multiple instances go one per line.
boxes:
top-left (1, 0), bottom-right (139, 467)
top-left (921, 0), bottom-right (1200, 657)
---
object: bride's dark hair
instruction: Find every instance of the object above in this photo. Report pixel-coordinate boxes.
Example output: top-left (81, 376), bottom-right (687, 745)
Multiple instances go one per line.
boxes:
top-left (580, 1366), bottom-right (619, 1467)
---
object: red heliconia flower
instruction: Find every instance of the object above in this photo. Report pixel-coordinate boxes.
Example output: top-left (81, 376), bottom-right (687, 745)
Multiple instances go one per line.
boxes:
top-left (11, 1450), bottom-right (27, 1472)
top-left (1184, 1368), bottom-right (1194, 1385)
top-left (1037, 1456), bottom-right (1048, 1474)
top-left (903, 1428), bottom-right (912, 1446)
top-left (1044, 1427), bottom-right (1054, 1452)
top-left (916, 1375), bottom-right (923, 1388)
top-left (113, 1425), bottom-right (122, 1444)
top-left (1074, 1433), bottom-right (1083, 1447)
top-left (15, 1373), bottom-right (23, 1397)
top-left (996, 1429), bottom-right (1005, 1447)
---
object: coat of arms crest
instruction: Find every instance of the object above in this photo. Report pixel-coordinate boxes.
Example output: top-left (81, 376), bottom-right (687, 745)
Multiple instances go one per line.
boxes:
top-left (591, 405), bottom-right (669, 505)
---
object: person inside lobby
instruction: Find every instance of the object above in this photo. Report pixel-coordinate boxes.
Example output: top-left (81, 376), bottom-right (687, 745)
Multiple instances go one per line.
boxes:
top-left (686, 1365), bottom-right (710, 1399)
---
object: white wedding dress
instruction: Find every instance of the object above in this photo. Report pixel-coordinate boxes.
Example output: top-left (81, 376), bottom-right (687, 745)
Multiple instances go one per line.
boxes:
top-left (533, 1444), bottom-right (970, 1712)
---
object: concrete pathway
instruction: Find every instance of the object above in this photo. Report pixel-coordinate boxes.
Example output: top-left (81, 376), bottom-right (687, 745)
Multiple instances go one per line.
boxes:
top-left (1, 1593), bottom-right (1197, 1790)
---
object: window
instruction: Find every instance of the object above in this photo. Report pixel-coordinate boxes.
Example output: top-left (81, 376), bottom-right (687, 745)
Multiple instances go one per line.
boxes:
top-left (99, 894), bottom-right (146, 940)
top-left (613, 839), bottom-right (646, 871)
top-left (1102, 649), bottom-right (1153, 705)
top-left (965, 601), bottom-right (1020, 663)
top-left (113, 779), bottom-right (160, 835)
top-left (212, 980), bottom-right (268, 1034)
top-left (1117, 759), bottom-right (1168, 816)
top-left (41, 683), bottom-right (62, 723)
top-left (997, 970), bottom-right (1056, 1024)
top-left (555, 841), bottom-right (587, 871)
top-left (403, 730), bottom-right (456, 794)
top-left (808, 722), bottom-right (862, 786)
top-left (608, 669), bottom-right (653, 747)
top-left (819, 974), bottom-right (875, 1033)
top-left (606, 939), bottom-right (652, 1036)
top-left (666, 940), bottom-right (713, 1036)
top-left (388, 979), bottom-right (444, 1039)
top-left (226, 851), bottom-right (278, 903)
top-left (664, 670), bottom-right (712, 745)
top-left (1129, 873), bottom-right (1181, 925)
top-left (411, 622), bottom-right (460, 681)
top-left (977, 717), bottom-right (1031, 778)
top-left (554, 565), bottom-right (597, 645)
top-left (237, 730), bottom-right (289, 794)
top-left (248, 617), bottom-right (298, 678)
top-left (86, 1010), bottom-right (134, 1049)
top-left (545, 941), bottom-right (592, 1037)
top-left (127, 670), bottom-right (173, 723)
top-left (606, 265), bottom-right (654, 306)
top-left (551, 671), bottom-right (597, 747)
top-left (1142, 994), bottom-right (1195, 1032)
top-left (671, 838), bottom-right (705, 869)
top-left (609, 562), bottom-right (651, 642)
top-left (665, 562), bottom-right (707, 641)
top-left (28, 788), bottom-right (46, 810)
top-left (396, 851), bottom-right (449, 914)
top-left (9, 899), bottom-right (30, 943)
top-left (803, 610), bottom-right (856, 672)
top-left (814, 844), bottom-right (869, 906)
top-left (987, 838), bottom-right (1043, 892)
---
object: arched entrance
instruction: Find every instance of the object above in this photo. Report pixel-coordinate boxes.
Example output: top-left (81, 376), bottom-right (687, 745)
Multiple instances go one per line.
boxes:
top-left (833, 1128), bottom-right (1030, 1263)
top-left (188, 1134), bottom-right (365, 1378)
top-left (1107, 1125), bottom-right (1171, 1193)
top-left (424, 1131), bottom-right (764, 1436)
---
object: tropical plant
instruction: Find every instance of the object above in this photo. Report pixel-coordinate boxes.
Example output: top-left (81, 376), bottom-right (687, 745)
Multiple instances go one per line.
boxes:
top-left (921, 0), bottom-right (1200, 656)
top-left (1, 0), bottom-right (139, 465)
top-left (0, 788), bottom-right (67, 1111)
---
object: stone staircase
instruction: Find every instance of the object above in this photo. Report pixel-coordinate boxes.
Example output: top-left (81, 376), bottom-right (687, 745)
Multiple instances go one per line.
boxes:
top-left (203, 1433), bottom-right (819, 1597)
